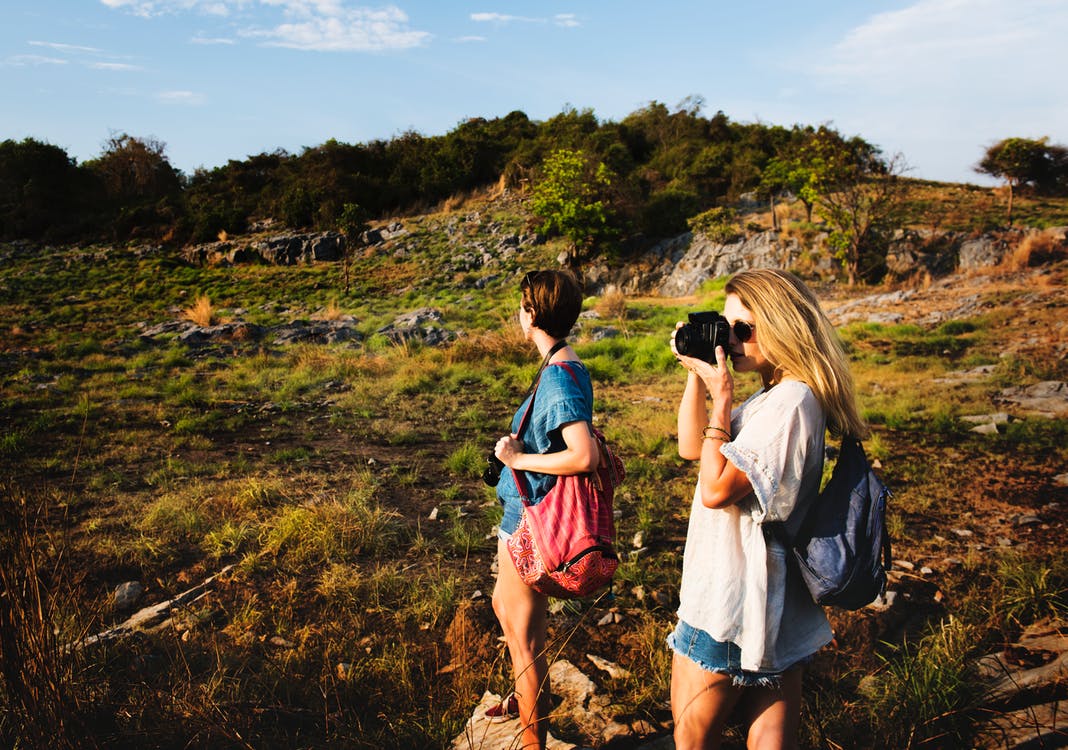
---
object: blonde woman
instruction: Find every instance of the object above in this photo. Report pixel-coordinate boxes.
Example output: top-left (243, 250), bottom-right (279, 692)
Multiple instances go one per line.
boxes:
top-left (669, 269), bottom-right (868, 749)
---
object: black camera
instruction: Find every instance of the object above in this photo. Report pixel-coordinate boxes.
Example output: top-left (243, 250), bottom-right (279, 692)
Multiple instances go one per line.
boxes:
top-left (675, 311), bottom-right (730, 363)
top-left (482, 452), bottom-right (505, 486)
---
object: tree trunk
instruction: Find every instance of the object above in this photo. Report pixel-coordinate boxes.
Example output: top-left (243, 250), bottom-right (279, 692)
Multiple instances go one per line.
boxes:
top-left (770, 195), bottom-right (779, 231)
top-left (1007, 181), bottom-right (1015, 227)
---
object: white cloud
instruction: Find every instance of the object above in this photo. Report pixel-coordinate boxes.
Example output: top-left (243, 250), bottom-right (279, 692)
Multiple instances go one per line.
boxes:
top-left (554, 14), bottom-right (579, 28)
top-left (157, 89), bottom-right (207, 104)
top-left (22, 40), bottom-right (143, 71)
top-left (817, 0), bottom-right (1066, 88)
top-left (3, 54), bottom-right (69, 66)
top-left (90, 61), bottom-right (144, 71)
top-left (100, 0), bottom-right (431, 51)
top-left (470, 12), bottom-right (541, 24)
top-left (455, 35), bottom-right (486, 43)
top-left (190, 34), bottom-right (237, 44)
top-left (245, 5), bottom-right (430, 50)
top-left (808, 0), bottom-right (1068, 181)
top-left (99, 0), bottom-right (228, 18)
top-left (29, 40), bottom-right (104, 54)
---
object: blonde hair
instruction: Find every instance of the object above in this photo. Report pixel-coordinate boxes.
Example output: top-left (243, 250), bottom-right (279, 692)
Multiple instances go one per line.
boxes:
top-left (725, 269), bottom-right (869, 439)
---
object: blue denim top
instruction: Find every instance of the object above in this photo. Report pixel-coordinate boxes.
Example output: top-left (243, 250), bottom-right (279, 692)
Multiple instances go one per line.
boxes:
top-left (496, 361), bottom-right (593, 533)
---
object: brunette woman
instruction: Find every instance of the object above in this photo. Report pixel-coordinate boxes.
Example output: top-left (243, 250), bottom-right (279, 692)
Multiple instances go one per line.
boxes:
top-left (488, 269), bottom-right (599, 748)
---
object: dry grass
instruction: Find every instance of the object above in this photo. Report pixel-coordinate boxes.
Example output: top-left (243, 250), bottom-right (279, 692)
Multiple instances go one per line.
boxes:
top-left (315, 298), bottom-right (345, 321)
top-left (0, 488), bottom-right (96, 750)
top-left (595, 289), bottom-right (628, 322)
top-left (1004, 229), bottom-right (1067, 270)
top-left (183, 294), bottom-right (216, 327)
top-left (446, 320), bottom-right (528, 366)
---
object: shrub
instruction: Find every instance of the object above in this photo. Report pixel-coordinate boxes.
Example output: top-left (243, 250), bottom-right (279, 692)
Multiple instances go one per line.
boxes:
top-left (863, 617), bottom-right (984, 748)
top-left (687, 206), bottom-right (740, 244)
top-left (995, 551), bottom-right (1068, 626)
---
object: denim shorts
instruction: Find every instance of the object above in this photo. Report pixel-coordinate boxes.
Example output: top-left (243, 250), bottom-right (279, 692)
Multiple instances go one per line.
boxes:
top-left (498, 495), bottom-right (522, 538)
top-left (667, 619), bottom-right (787, 688)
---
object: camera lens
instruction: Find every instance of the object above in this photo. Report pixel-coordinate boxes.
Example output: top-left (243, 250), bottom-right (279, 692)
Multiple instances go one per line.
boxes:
top-left (482, 453), bottom-right (504, 486)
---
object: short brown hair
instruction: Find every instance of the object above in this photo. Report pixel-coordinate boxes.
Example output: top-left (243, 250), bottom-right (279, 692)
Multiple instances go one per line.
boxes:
top-left (520, 269), bottom-right (583, 339)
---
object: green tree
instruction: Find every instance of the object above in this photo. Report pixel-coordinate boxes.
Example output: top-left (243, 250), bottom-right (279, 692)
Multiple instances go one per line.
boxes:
top-left (0, 138), bottom-right (85, 240)
top-left (530, 148), bottom-right (614, 268)
top-left (83, 133), bottom-right (183, 240)
top-left (760, 157), bottom-right (819, 229)
top-left (816, 152), bottom-right (908, 285)
top-left (975, 137), bottom-right (1068, 226)
top-left (85, 133), bottom-right (181, 202)
top-left (337, 202), bottom-right (369, 294)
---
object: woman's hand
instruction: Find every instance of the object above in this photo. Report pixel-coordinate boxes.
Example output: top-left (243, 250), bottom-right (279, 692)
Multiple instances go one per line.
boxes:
top-left (494, 434), bottom-right (525, 468)
top-left (672, 323), bottom-right (734, 403)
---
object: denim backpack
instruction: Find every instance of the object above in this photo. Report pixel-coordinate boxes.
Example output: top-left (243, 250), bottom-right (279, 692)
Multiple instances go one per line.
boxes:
top-left (771, 436), bottom-right (892, 610)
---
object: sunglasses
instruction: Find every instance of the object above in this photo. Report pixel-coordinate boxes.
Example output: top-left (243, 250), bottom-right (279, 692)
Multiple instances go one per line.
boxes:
top-left (521, 270), bottom-right (542, 288)
top-left (731, 320), bottom-right (755, 342)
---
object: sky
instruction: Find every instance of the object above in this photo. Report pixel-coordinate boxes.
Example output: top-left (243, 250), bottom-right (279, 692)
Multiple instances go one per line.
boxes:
top-left (2, 0), bottom-right (1066, 185)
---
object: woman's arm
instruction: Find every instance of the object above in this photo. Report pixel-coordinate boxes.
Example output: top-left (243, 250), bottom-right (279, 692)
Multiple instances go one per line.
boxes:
top-left (494, 420), bottom-right (598, 476)
top-left (677, 371), bottom-right (709, 460)
top-left (677, 345), bottom-right (753, 509)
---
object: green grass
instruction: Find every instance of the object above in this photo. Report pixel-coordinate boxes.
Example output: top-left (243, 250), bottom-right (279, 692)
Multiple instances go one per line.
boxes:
top-left (2, 203), bottom-right (1067, 748)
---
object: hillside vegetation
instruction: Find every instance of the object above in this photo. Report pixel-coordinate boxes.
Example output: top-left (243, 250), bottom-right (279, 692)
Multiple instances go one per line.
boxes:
top-left (2, 177), bottom-right (1067, 748)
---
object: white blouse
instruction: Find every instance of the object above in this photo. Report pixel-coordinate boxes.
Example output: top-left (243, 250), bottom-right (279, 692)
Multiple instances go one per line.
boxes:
top-left (676, 380), bottom-right (833, 672)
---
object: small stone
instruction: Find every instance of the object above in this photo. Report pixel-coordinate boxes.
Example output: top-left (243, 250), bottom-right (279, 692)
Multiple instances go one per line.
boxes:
top-left (470, 589), bottom-right (483, 600)
top-left (597, 612), bottom-right (615, 627)
top-left (893, 560), bottom-right (915, 571)
top-left (113, 581), bottom-right (144, 610)
top-left (952, 528), bottom-right (974, 538)
top-left (1016, 514), bottom-right (1042, 526)
top-left (998, 537), bottom-right (1014, 547)
top-left (586, 653), bottom-right (632, 679)
top-left (269, 636), bottom-right (295, 648)
top-left (869, 590), bottom-right (897, 609)
top-left (428, 506), bottom-right (439, 521)
top-left (631, 531), bottom-right (644, 549)
top-left (920, 567), bottom-right (934, 576)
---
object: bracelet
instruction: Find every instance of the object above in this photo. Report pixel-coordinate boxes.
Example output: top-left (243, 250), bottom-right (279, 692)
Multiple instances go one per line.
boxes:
top-left (702, 425), bottom-right (731, 440)
top-left (703, 435), bottom-right (728, 443)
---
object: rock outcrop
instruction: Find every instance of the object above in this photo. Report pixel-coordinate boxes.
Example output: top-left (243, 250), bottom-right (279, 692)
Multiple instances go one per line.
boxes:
top-left (586, 226), bottom-right (1067, 297)
top-left (181, 231), bottom-right (345, 266)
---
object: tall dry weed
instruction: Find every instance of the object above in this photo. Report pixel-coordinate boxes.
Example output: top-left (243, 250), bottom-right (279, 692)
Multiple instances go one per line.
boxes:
top-left (1005, 229), bottom-right (1067, 270)
top-left (0, 488), bottom-right (96, 749)
top-left (446, 323), bottom-right (528, 366)
top-left (595, 289), bottom-right (628, 321)
top-left (183, 294), bottom-right (216, 327)
top-left (315, 298), bottom-right (345, 321)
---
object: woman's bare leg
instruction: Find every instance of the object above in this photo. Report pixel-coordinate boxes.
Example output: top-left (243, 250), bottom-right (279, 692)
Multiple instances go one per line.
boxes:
top-left (741, 667), bottom-right (803, 750)
top-left (491, 538), bottom-right (550, 749)
top-left (671, 650), bottom-right (744, 750)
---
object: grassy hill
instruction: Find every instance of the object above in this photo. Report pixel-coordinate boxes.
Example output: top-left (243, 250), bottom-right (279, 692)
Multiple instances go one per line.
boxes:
top-left (1, 184), bottom-right (1067, 749)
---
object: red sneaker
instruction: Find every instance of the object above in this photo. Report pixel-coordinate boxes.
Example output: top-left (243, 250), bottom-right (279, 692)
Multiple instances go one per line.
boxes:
top-left (484, 694), bottom-right (520, 723)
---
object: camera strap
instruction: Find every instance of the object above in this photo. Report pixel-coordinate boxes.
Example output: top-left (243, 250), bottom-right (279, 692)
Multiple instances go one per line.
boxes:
top-left (510, 339), bottom-right (569, 501)
top-left (515, 339), bottom-right (568, 440)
